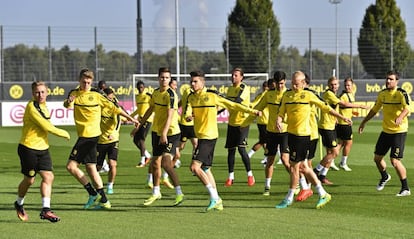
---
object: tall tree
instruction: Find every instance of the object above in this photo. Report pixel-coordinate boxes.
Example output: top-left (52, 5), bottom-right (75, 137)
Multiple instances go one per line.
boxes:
top-left (358, 0), bottom-right (410, 78)
top-left (223, 0), bottom-right (280, 73)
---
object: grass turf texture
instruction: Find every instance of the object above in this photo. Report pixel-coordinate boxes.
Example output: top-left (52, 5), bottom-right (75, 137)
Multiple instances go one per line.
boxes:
top-left (1, 120), bottom-right (414, 239)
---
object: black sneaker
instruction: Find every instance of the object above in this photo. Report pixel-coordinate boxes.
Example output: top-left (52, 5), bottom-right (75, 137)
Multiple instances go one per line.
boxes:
top-left (40, 209), bottom-right (60, 223)
top-left (14, 201), bottom-right (28, 221)
top-left (376, 174), bottom-right (391, 191)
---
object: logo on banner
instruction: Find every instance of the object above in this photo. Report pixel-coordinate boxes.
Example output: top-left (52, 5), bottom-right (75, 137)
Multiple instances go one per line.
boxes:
top-left (9, 85), bottom-right (24, 99)
top-left (10, 104), bottom-right (26, 123)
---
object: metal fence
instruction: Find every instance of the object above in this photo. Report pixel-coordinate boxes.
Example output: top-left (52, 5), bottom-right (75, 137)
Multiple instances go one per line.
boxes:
top-left (1, 25), bottom-right (414, 82)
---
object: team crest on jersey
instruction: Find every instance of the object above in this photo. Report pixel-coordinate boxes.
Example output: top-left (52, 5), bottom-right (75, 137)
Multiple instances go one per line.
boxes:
top-left (203, 96), bottom-right (209, 102)
top-left (89, 96), bottom-right (94, 101)
top-left (300, 93), bottom-right (305, 99)
top-left (29, 170), bottom-right (36, 177)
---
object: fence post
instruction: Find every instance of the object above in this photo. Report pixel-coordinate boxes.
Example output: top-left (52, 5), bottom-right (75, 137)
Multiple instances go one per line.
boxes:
top-left (48, 26), bottom-right (52, 82)
top-left (308, 28), bottom-right (312, 80)
top-left (267, 28), bottom-right (271, 74)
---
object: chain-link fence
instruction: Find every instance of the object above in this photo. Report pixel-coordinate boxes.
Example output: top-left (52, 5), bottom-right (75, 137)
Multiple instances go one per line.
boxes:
top-left (1, 25), bottom-right (413, 82)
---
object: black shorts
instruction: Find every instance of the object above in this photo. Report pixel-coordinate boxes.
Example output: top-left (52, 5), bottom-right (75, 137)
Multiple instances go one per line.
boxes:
top-left (134, 122), bottom-right (152, 141)
top-left (287, 133), bottom-right (310, 162)
top-left (336, 124), bottom-right (353, 141)
top-left (69, 136), bottom-right (99, 164)
top-left (307, 138), bottom-right (319, 160)
top-left (18, 144), bottom-right (52, 177)
top-left (193, 139), bottom-right (217, 167)
top-left (375, 132), bottom-right (406, 159)
top-left (257, 124), bottom-right (268, 145)
top-left (265, 131), bottom-right (289, 156)
top-left (97, 141), bottom-right (119, 166)
top-left (179, 123), bottom-right (196, 142)
top-left (225, 125), bottom-right (249, 148)
top-left (152, 132), bottom-right (181, 157)
top-left (318, 128), bottom-right (338, 149)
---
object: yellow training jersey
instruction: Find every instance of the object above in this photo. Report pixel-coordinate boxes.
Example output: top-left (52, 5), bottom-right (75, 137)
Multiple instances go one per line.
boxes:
top-left (226, 83), bottom-right (251, 126)
top-left (185, 88), bottom-right (257, 140)
top-left (20, 100), bottom-right (70, 150)
top-left (130, 90), bottom-right (154, 123)
top-left (318, 89), bottom-right (340, 130)
top-left (64, 88), bottom-right (122, 138)
top-left (150, 87), bottom-right (180, 136)
top-left (305, 88), bottom-right (321, 140)
top-left (251, 90), bottom-right (269, 125)
top-left (371, 88), bottom-right (410, 134)
top-left (338, 90), bottom-right (355, 125)
top-left (179, 87), bottom-right (194, 126)
top-left (278, 89), bottom-right (332, 136)
top-left (98, 101), bottom-right (122, 144)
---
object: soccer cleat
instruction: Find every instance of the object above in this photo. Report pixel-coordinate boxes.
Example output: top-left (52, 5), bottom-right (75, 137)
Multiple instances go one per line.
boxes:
top-left (146, 181), bottom-right (154, 189)
top-left (173, 194), bottom-right (185, 206)
top-left (39, 210), bottom-right (60, 223)
top-left (174, 159), bottom-right (182, 168)
top-left (396, 189), bottom-right (411, 197)
top-left (261, 158), bottom-right (268, 168)
top-left (294, 184), bottom-right (301, 195)
top-left (263, 187), bottom-right (270, 196)
top-left (320, 177), bottom-right (334, 185)
top-left (275, 199), bottom-right (292, 209)
top-left (107, 187), bottom-right (114, 195)
top-left (161, 178), bottom-right (174, 189)
top-left (316, 193), bottom-right (332, 209)
top-left (136, 162), bottom-right (146, 168)
top-left (95, 200), bottom-right (111, 210)
top-left (339, 164), bottom-right (352, 171)
top-left (376, 174), bottom-right (391, 191)
top-left (296, 189), bottom-right (313, 202)
top-left (84, 194), bottom-right (99, 209)
top-left (14, 201), bottom-right (28, 222)
top-left (224, 178), bottom-right (234, 187)
top-left (247, 176), bottom-right (255, 186)
top-left (143, 194), bottom-right (162, 206)
top-left (205, 198), bottom-right (223, 212)
top-left (330, 163), bottom-right (339, 171)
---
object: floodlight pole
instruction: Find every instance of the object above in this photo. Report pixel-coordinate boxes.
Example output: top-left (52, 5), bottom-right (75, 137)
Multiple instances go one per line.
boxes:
top-left (329, 0), bottom-right (342, 78)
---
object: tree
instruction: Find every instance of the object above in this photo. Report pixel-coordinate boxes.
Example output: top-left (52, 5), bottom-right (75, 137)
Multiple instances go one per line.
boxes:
top-left (223, 0), bottom-right (280, 73)
top-left (358, 0), bottom-right (410, 78)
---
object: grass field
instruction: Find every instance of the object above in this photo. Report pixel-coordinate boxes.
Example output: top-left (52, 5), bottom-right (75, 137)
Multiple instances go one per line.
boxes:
top-left (1, 120), bottom-right (414, 239)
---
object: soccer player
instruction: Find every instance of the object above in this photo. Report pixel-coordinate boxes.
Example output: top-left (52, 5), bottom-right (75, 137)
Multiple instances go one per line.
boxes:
top-left (247, 80), bottom-right (269, 166)
top-left (64, 68), bottom-right (138, 209)
top-left (224, 67), bottom-right (255, 187)
top-left (184, 70), bottom-right (261, 212)
top-left (96, 88), bottom-right (125, 195)
top-left (336, 77), bottom-right (369, 171)
top-left (130, 80), bottom-right (153, 168)
top-left (138, 67), bottom-right (184, 206)
top-left (275, 71), bottom-right (351, 209)
top-left (15, 81), bottom-right (70, 223)
top-left (359, 70), bottom-right (411, 196)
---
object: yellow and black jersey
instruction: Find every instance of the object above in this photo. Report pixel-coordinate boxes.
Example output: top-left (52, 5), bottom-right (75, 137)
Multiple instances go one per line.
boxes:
top-left (251, 90), bottom-right (269, 125)
top-left (150, 87), bottom-right (180, 136)
top-left (64, 88), bottom-right (122, 137)
top-left (185, 88), bottom-right (257, 140)
top-left (278, 88), bottom-right (332, 136)
top-left (318, 89), bottom-right (340, 130)
top-left (99, 102), bottom-right (122, 144)
top-left (20, 100), bottom-right (69, 150)
top-left (306, 88), bottom-right (321, 140)
top-left (130, 90), bottom-right (154, 123)
top-left (371, 88), bottom-right (410, 134)
top-left (226, 83), bottom-right (251, 126)
top-left (338, 90), bottom-right (355, 125)
top-left (179, 87), bottom-right (194, 126)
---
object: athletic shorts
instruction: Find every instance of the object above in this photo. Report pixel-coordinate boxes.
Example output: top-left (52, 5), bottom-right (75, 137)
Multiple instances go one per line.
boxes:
top-left (192, 139), bottom-right (217, 167)
top-left (287, 133), bottom-right (310, 162)
top-left (307, 138), bottom-right (319, 160)
top-left (257, 124), bottom-right (268, 145)
top-left (18, 144), bottom-right (52, 177)
top-left (97, 141), bottom-right (119, 166)
top-left (336, 124), bottom-right (353, 141)
top-left (69, 136), bottom-right (99, 164)
top-left (374, 132), bottom-right (406, 159)
top-left (152, 132), bottom-right (181, 157)
top-left (225, 125), bottom-right (249, 148)
top-left (318, 128), bottom-right (338, 149)
top-left (179, 123), bottom-right (196, 142)
top-left (134, 121), bottom-right (152, 141)
top-left (265, 131), bottom-right (289, 156)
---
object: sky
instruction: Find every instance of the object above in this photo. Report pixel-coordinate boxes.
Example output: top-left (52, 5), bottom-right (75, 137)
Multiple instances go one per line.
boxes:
top-left (0, 0), bottom-right (413, 52)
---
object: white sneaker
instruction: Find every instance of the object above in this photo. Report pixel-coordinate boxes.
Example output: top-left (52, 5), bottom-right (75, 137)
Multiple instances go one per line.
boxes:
top-left (99, 163), bottom-right (110, 173)
top-left (339, 164), bottom-right (352, 171)
top-left (396, 189), bottom-right (411, 197)
top-left (330, 163), bottom-right (339, 171)
top-left (174, 159), bottom-right (181, 169)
